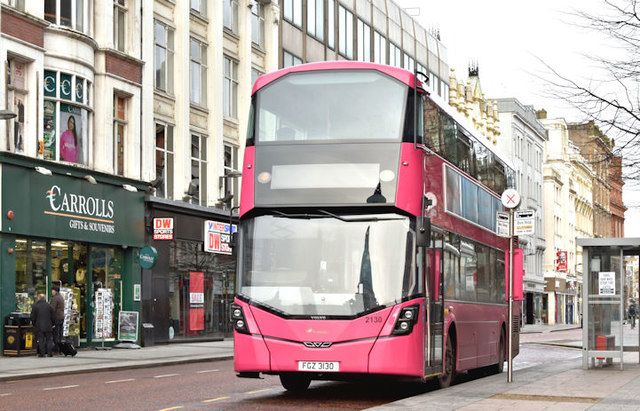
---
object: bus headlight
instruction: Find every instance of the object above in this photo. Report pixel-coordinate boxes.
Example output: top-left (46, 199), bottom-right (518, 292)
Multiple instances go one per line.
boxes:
top-left (392, 305), bottom-right (419, 336)
top-left (230, 304), bottom-right (250, 334)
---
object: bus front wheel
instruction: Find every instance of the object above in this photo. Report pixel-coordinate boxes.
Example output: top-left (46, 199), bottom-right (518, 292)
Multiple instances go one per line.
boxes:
top-left (280, 373), bottom-right (311, 392)
top-left (438, 335), bottom-right (456, 389)
top-left (494, 332), bottom-right (505, 374)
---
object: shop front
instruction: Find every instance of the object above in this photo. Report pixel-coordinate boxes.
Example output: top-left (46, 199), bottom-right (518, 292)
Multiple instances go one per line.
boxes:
top-left (143, 197), bottom-right (237, 344)
top-left (0, 153), bottom-right (146, 351)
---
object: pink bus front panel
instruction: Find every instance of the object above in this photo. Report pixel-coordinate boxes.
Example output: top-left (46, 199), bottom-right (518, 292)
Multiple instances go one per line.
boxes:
top-left (234, 298), bottom-right (425, 377)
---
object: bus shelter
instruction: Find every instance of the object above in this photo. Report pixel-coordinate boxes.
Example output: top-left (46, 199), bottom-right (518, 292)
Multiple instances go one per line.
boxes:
top-left (578, 238), bottom-right (640, 370)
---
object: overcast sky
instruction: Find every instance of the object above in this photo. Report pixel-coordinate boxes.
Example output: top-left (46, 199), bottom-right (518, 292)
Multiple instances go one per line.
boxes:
top-left (395, 0), bottom-right (640, 236)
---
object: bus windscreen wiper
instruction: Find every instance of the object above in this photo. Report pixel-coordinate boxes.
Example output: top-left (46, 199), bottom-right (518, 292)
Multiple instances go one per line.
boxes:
top-left (272, 210), bottom-right (329, 219)
top-left (318, 209), bottom-right (406, 222)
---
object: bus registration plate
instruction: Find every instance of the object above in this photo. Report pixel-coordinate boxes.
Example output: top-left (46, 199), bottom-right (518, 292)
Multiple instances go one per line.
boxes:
top-left (297, 361), bottom-right (340, 372)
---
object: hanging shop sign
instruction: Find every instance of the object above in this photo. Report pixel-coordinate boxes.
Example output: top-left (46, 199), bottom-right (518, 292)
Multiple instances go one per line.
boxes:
top-left (139, 245), bottom-right (158, 269)
top-left (153, 217), bottom-right (174, 240)
top-left (118, 311), bottom-right (139, 342)
top-left (203, 220), bottom-right (237, 255)
top-left (1, 163), bottom-right (144, 246)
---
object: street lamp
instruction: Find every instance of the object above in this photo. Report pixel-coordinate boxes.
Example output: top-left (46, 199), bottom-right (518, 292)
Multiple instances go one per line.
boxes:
top-left (218, 170), bottom-right (243, 209)
top-left (0, 109), bottom-right (17, 120)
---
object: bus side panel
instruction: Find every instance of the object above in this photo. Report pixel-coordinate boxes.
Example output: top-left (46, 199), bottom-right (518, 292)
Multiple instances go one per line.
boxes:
top-left (239, 146), bottom-right (255, 217)
top-left (395, 143), bottom-right (423, 216)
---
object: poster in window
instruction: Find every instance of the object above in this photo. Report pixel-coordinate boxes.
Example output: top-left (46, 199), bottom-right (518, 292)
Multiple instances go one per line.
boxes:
top-left (189, 271), bottom-right (204, 331)
top-left (59, 104), bottom-right (84, 164)
top-left (12, 95), bottom-right (25, 153)
top-left (43, 100), bottom-right (56, 160)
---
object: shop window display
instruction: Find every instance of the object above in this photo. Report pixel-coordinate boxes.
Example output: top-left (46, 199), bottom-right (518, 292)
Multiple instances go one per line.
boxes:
top-left (15, 239), bottom-right (47, 313)
top-left (51, 241), bottom-right (87, 341)
top-left (91, 247), bottom-right (123, 339)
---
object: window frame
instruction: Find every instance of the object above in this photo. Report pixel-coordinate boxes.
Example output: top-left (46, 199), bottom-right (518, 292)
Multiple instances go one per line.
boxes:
top-left (284, 0), bottom-right (303, 28)
top-left (154, 20), bottom-right (174, 94)
top-left (223, 0), bottom-right (239, 33)
top-left (357, 19), bottom-right (371, 62)
top-left (251, 2), bottom-right (265, 47)
top-left (190, 132), bottom-right (208, 205)
top-left (338, 5), bottom-right (354, 59)
top-left (223, 144), bottom-right (239, 208)
top-left (307, 0), bottom-right (324, 41)
top-left (283, 49), bottom-right (303, 68)
top-left (223, 56), bottom-right (239, 119)
top-left (44, 0), bottom-right (89, 34)
top-left (113, 93), bottom-right (127, 176)
top-left (113, 0), bottom-right (127, 52)
top-left (155, 122), bottom-right (174, 200)
top-left (189, 37), bottom-right (207, 107)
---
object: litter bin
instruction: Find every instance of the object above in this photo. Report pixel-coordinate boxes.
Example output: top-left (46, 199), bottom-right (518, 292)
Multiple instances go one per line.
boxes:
top-left (142, 323), bottom-right (155, 347)
top-left (4, 312), bottom-right (37, 356)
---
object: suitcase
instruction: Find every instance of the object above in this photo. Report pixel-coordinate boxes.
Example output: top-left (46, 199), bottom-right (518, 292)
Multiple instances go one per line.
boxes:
top-left (59, 340), bottom-right (77, 357)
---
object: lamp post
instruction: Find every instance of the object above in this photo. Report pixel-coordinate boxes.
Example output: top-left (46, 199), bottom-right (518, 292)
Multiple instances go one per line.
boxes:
top-left (218, 170), bottom-right (243, 209)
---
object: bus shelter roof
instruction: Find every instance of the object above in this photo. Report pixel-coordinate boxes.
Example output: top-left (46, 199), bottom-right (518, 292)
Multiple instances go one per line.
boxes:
top-left (576, 237), bottom-right (640, 249)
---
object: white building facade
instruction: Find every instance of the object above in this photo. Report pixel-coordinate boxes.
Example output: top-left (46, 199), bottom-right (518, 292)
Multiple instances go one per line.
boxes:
top-left (495, 98), bottom-right (547, 325)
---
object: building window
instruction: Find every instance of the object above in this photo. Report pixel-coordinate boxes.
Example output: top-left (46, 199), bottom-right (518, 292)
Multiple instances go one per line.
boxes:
top-left (283, 50), bottom-right (303, 68)
top-left (307, 0), bottom-right (324, 41)
top-left (5, 58), bottom-right (27, 154)
top-left (223, 56), bottom-right (238, 119)
top-left (190, 0), bottom-right (206, 15)
top-left (190, 38), bottom-right (207, 107)
top-left (404, 55), bottom-right (415, 72)
top-left (251, 68), bottom-right (263, 87)
top-left (8, 0), bottom-right (25, 11)
top-left (327, 0), bottom-right (335, 49)
top-left (251, 2), bottom-right (265, 47)
top-left (155, 122), bottom-right (174, 199)
top-left (113, 0), bottom-right (126, 51)
top-left (338, 5), bottom-right (353, 58)
top-left (113, 94), bottom-right (127, 176)
top-left (357, 19), bottom-right (371, 62)
top-left (223, 0), bottom-right (239, 33)
top-left (284, 0), bottom-right (302, 28)
top-left (224, 144), bottom-right (239, 207)
top-left (44, 0), bottom-right (87, 33)
top-left (154, 20), bottom-right (174, 94)
top-left (191, 133), bottom-right (207, 205)
top-left (389, 43), bottom-right (401, 67)
top-left (373, 31), bottom-right (386, 64)
top-left (42, 70), bottom-right (91, 165)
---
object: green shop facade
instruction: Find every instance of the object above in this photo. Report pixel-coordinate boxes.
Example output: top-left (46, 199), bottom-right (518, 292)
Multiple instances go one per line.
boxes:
top-left (0, 153), bottom-right (146, 351)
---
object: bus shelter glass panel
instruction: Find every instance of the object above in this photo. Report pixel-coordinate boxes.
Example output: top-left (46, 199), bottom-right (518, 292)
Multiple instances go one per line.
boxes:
top-left (586, 249), bottom-right (623, 354)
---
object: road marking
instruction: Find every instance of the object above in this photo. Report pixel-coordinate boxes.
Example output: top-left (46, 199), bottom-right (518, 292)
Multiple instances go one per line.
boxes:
top-left (43, 385), bottom-right (79, 391)
top-left (244, 388), bottom-right (273, 395)
top-left (202, 396), bottom-right (229, 403)
top-left (105, 378), bottom-right (135, 384)
top-left (196, 369), bottom-right (219, 374)
top-left (157, 407), bottom-right (183, 411)
top-left (0, 393), bottom-right (12, 397)
top-left (153, 374), bottom-right (180, 379)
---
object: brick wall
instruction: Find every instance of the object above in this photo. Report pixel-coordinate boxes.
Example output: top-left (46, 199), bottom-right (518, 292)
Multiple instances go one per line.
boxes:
top-left (105, 51), bottom-right (142, 85)
top-left (1, 9), bottom-right (44, 48)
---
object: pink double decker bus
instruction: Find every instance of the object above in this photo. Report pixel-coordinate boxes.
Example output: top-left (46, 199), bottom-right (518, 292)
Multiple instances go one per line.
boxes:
top-left (232, 61), bottom-right (521, 391)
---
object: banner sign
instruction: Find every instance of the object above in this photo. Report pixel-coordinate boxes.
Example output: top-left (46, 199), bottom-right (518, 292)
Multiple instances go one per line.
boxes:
top-left (153, 217), bottom-right (174, 240)
top-left (556, 250), bottom-right (568, 272)
top-left (118, 311), bottom-right (139, 342)
top-left (203, 220), bottom-right (237, 255)
top-left (189, 272), bottom-right (204, 331)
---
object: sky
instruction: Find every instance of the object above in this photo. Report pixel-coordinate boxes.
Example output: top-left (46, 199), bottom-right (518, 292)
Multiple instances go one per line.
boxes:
top-left (395, 0), bottom-right (640, 236)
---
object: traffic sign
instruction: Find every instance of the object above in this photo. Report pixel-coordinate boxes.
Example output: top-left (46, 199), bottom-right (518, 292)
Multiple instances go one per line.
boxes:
top-left (496, 211), bottom-right (511, 238)
top-left (514, 209), bottom-right (535, 235)
top-left (501, 189), bottom-right (520, 209)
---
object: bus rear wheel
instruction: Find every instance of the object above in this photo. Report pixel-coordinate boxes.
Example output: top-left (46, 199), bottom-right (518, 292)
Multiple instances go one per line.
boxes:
top-left (438, 335), bottom-right (456, 389)
top-left (279, 373), bottom-right (311, 392)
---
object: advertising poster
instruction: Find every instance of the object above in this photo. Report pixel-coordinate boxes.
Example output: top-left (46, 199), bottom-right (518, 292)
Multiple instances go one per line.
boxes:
top-left (189, 272), bottom-right (204, 331)
top-left (556, 251), bottom-right (568, 272)
top-left (59, 103), bottom-right (84, 164)
top-left (598, 272), bottom-right (616, 296)
top-left (94, 288), bottom-right (114, 339)
top-left (43, 100), bottom-right (56, 160)
top-left (118, 311), bottom-right (139, 342)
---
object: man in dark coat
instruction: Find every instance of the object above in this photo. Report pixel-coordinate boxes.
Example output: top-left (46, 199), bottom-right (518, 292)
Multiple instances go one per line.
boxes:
top-left (30, 293), bottom-right (54, 357)
top-left (50, 286), bottom-right (65, 354)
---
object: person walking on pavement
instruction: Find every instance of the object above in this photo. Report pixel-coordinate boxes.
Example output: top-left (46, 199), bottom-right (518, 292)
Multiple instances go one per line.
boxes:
top-left (30, 294), bottom-right (55, 357)
top-left (50, 286), bottom-right (65, 354)
top-left (629, 299), bottom-right (637, 329)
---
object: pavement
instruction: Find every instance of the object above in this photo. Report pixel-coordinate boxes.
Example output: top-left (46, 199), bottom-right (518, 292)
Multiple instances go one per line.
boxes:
top-left (0, 339), bottom-right (234, 382)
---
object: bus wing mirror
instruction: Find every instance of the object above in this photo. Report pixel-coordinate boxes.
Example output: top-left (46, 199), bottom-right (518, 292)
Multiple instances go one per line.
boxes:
top-left (416, 218), bottom-right (431, 248)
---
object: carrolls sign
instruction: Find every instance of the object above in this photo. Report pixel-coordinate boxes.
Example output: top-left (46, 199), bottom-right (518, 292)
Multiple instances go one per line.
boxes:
top-left (46, 185), bottom-right (116, 234)
top-left (1, 163), bottom-right (144, 247)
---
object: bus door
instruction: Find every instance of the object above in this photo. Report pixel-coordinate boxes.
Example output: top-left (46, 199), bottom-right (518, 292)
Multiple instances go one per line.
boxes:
top-left (424, 232), bottom-right (445, 377)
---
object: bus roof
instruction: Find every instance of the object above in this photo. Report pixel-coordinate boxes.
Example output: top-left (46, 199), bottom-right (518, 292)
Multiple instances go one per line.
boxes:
top-left (252, 61), bottom-right (419, 95)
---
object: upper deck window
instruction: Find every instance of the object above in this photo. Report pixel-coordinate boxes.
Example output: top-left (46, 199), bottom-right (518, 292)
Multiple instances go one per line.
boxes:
top-left (254, 70), bottom-right (407, 143)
